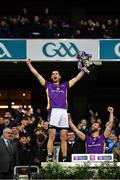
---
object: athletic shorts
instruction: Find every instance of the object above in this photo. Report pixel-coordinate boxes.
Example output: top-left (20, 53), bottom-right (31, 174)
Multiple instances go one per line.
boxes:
top-left (49, 108), bottom-right (69, 128)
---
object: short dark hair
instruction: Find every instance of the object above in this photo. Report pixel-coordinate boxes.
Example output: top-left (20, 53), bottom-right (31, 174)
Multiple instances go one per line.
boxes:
top-left (51, 70), bottom-right (61, 75)
top-left (19, 132), bottom-right (29, 139)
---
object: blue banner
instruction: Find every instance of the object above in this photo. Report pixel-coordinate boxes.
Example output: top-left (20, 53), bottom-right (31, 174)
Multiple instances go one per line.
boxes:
top-left (100, 40), bottom-right (120, 59)
top-left (0, 40), bottom-right (26, 60)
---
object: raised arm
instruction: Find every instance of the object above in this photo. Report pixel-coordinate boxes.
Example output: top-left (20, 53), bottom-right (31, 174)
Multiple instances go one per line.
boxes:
top-left (26, 59), bottom-right (45, 86)
top-left (69, 71), bottom-right (85, 88)
top-left (104, 106), bottom-right (114, 138)
top-left (68, 114), bottom-right (85, 141)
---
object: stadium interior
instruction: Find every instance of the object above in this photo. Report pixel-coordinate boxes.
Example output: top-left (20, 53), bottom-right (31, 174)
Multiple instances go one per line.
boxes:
top-left (0, 0), bottom-right (120, 120)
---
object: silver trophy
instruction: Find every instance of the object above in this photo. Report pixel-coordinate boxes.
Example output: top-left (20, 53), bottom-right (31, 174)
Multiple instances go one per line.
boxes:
top-left (77, 51), bottom-right (95, 74)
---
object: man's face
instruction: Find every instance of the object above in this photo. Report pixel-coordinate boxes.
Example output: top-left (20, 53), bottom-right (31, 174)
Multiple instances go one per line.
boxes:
top-left (4, 116), bottom-right (10, 125)
top-left (43, 122), bottom-right (49, 130)
top-left (3, 129), bottom-right (13, 140)
top-left (12, 127), bottom-right (18, 134)
top-left (21, 119), bottom-right (28, 126)
top-left (67, 132), bottom-right (75, 142)
top-left (4, 112), bottom-right (12, 118)
top-left (20, 137), bottom-right (28, 145)
top-left (81, 119), bottom-right (87, 126)
top-left (35, 129), bottom-right (44, 135)
top-left (91, 122), bottom-right (100, 131)
top-left (109, 130), bottom-right (116, 139)
top-left (51, 71), bottom-right (61, 83)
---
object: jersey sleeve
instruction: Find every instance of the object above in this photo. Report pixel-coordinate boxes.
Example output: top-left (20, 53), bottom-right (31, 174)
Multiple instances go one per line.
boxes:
top-left (45, 81), bottom-right (50, 89)
top-left (63, 82), bottom-right (69, 89)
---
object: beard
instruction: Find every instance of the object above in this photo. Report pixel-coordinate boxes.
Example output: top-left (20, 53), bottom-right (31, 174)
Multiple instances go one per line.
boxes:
top-left (90, 129), bottom-right (98, 134)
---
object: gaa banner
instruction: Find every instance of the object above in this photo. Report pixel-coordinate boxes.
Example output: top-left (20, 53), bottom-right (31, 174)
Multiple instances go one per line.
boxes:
top-left (27, 39), bottom-right (99, 61)
top-left (0, 39), bottom-right (99, 61)
top-left (0, 40), bottom-right (26, 60)
top-left (100, 40), bottom-right (120, 60)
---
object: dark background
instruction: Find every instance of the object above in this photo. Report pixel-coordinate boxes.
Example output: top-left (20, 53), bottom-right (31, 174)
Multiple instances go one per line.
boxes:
top-left (1, 0), bottom-right (120, 17)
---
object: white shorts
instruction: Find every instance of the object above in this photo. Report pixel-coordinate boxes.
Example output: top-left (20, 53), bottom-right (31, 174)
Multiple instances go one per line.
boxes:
top-left (49, 108), bottom-right (69, 128)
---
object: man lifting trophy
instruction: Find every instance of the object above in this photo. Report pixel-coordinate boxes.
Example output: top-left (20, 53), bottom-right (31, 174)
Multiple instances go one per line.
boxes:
top-left (26, 51), bottom-right (95, 162)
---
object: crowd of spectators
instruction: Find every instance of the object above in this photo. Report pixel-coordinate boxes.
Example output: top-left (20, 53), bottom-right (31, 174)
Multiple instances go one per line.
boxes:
top-left (74, 18), bottom-right (120, 39)
top-left (0, 106), bottom-right (120, 163)
top-left (0, 105), bottom-right (120, 178)
top-left (0, 15), bottom-right (120, 39)
top-left (0, 15), bottom-right (72, 39)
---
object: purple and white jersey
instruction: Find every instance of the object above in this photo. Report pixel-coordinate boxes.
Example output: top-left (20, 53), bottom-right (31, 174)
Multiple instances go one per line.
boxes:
top-left (85, 134), bottom-right (107, 154)
top-left (45, 81), bottom-right (69, 110)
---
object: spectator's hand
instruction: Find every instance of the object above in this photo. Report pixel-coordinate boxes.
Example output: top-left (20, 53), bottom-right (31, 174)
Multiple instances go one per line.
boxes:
top-left (68, 113), bottom-right (73, 125)
top-left (89, 109), bottom-right (94, 116)
top-left (107, 106), bottom-right (114, 113)
top-left (68, 113), bottom-right (72, 120)
top-left (19, 124), bottom-right (26, 131)
top-left (26, 59), bottom-right (31, 65)
top-left (16, 105), bottom-right (25, 113)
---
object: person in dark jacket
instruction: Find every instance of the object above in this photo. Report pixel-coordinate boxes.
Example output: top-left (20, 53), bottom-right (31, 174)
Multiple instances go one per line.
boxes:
top-left (0, 128), bottom-right (18, 179)
top-left (59, 131), bottom-right (85, 162)
top-left (35, 133), bottom-right (48, 162)
top-left (17, 132), bottom-right (36, 166)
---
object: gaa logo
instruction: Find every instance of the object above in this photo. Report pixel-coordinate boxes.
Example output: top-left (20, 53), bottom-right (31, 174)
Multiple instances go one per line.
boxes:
top-left (42, 42), bottom-right (79, 57)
